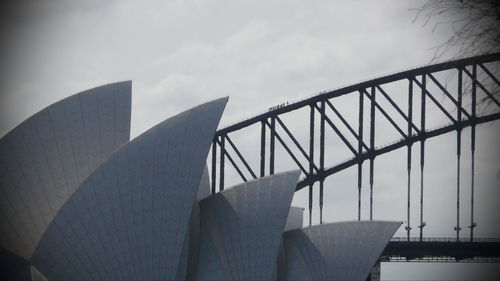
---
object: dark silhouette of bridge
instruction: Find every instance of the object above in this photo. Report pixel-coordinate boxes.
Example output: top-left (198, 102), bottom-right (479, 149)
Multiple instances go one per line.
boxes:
top-left (210, 53), bottom-right (500, 262)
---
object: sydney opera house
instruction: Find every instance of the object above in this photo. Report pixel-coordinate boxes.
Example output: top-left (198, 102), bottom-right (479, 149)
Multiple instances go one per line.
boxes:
top-left (0, 81), bottom-right (400, 280)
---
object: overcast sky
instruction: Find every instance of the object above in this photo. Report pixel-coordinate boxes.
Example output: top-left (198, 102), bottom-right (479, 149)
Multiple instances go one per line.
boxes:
top-left (1, 1), bottom-right (499, 280)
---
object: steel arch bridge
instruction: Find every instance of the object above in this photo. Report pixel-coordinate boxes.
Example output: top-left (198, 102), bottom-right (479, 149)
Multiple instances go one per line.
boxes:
top-left (210, 53), bottom-right (500, 262)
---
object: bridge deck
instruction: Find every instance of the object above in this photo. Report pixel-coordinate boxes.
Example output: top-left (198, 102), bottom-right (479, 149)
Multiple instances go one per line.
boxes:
top-left (381, 238), bottom-right (500, 263)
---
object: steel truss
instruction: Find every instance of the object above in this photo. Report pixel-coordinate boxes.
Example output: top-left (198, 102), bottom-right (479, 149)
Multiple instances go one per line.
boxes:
top-left (211, 53), bottom-right (500, 244)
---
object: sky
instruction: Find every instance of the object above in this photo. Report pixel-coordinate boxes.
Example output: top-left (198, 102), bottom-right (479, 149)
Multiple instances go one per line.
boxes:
top-left (1, 0), bottom-right (499, 280)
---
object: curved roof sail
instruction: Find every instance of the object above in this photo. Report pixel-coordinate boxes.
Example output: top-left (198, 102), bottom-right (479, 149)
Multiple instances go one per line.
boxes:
top-left (0, 81), bottom-right (132, 260)
top-left (195, 170), bottom-right (300, 280)
top-left (31, 98), bottom-right (228, 280)
top-left (282, 221), bottom-right (400, 281)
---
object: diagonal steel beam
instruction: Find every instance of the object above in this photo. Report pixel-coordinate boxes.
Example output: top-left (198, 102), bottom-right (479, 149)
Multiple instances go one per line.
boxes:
top-left (412, 77), bottom-right (456, 123)
top-left (478, 63), bottom-right (500, 88)
top-left (375, 85), bottom-right (421, 134)
top-left (217, 53), bottom-right (500, 135)
top-left (362, 88), bottom-right (407, 137)
top-left (325, 99), bottom-right (370, 151)
top-left (427, 73), bottom-right (472, 119)
top-left (313, 103), bottom-right (359, 156)
top-left (297, 112), bottom-right (500, 190)
top-left (264, 119), bottom-right (309, 175)
top-left (225, 134), bottom-right (257, 179)
top-left (462, 67), bottom-right (500, 107)
top-left (217, 137), bottom-right (247, 182)
top-left (275, 116), bottom-right (319, 172)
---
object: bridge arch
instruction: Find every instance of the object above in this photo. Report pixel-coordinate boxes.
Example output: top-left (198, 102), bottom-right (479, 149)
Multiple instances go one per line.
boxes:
top-left (211, 53), bottom-right (500, 241)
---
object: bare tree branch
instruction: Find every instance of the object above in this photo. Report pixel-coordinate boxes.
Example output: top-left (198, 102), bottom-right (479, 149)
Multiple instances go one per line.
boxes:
top-left (413, 0), bottom-right (500, 111)
top-left (413, 0), bottom-right (499, 61)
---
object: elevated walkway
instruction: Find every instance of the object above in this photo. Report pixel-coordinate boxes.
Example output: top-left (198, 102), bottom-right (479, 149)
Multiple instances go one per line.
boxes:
top-left (381, 237), bottom-right (500, 262)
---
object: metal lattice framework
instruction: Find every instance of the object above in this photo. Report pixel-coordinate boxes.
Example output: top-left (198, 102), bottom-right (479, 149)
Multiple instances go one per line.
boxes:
top-left (210, 53), bottom-right (500, 248)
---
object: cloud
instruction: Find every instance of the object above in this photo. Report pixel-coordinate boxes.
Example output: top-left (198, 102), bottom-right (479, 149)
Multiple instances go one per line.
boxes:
top-left (0, 1), bottom-right (498, 279)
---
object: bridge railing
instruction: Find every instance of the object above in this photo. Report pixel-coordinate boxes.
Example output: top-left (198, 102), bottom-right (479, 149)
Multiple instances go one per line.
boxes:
top-left (383, 237), bottom-right (500, 263)
top-left (390, 237), bottom-right (500, 243)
